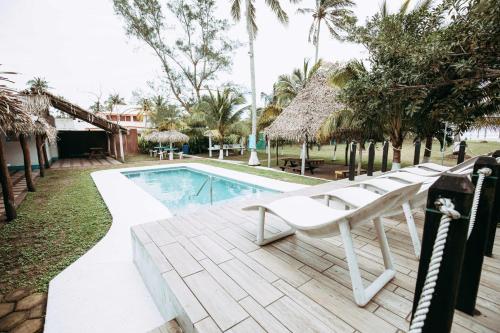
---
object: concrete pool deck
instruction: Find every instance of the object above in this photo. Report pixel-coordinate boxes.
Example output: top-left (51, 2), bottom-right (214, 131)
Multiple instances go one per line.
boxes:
top-left (44, 163), bottom-right (306, 333)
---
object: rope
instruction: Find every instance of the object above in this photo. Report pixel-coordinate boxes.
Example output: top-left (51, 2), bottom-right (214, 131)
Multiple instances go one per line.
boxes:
top-left (409, 198), bottom-right (461, 333)
top-left (392, 145), bottom-right (402, 151)
top-left (468, 167), bottom-right (492, 238)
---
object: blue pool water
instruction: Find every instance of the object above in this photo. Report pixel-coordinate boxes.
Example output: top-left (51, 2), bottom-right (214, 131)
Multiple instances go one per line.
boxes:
top-left (123, 167), bottom-right (278, 214)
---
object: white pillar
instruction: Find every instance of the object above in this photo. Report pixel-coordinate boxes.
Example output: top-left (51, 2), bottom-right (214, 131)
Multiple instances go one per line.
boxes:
top-left (301, 141), bottom-right (306, 175)
top-left (226, 146), bottom-right (229, 157)
top-left (218, 148), bottom-right (224, 160)
top-left (267, 139), bottom-right (271, 168)
top-left (208, 135), bottom-right (212, 157)
top-left (119, 131), bottom-right (125, 163)
top-left (169, 142), bottom-right (173, 160)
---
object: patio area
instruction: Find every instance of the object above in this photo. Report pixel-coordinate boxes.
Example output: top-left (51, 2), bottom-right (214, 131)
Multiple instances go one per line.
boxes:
top-left (133, 179), bottom-right (500, 333)
top-left (51, 157), bottom-right (121, 169)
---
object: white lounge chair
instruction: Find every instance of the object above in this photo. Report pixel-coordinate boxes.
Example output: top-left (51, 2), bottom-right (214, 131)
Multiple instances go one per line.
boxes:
top-left (314, 178), bottom-right (424, 258)
top-left (243, 183), bottom-right (421, 306)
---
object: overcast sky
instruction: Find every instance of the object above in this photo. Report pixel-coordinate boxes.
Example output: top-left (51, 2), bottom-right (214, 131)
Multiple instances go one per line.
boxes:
top-left (0, 0), bottom-right (406, 109)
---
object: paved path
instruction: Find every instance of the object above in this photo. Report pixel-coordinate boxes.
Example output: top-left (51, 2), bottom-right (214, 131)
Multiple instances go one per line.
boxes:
top-left (0, 289), bottom-right (47, 333)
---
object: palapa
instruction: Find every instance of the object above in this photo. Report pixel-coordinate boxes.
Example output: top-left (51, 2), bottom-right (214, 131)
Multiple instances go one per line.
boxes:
top-left (144, 130), bottom-right (189, 144)
top-left (264, 63), bottom-right (342, 142)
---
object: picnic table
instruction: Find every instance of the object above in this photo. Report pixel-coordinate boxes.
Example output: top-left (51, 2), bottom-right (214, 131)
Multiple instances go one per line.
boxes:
top-left (334, 169), bottom-right (367, 180)
top-left (88, 147), bottom-right (106, 159)
top-left (280, 158), bottom-right (325, 175)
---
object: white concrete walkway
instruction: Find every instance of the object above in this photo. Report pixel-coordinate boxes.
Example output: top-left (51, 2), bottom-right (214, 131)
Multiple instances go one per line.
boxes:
top-left (44, 163), bottom-right (305, 333)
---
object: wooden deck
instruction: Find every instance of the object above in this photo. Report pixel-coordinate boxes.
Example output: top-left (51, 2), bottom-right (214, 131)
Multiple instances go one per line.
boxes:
top-left (133, 180), bottom-right (500, 333)
top-left (51, 157), bottom-right (121, 169)
top-left (0, 170), bottom-right (40, 222)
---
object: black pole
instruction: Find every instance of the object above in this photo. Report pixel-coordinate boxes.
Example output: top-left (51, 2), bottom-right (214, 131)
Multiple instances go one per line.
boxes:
top-left (344, 140), bottom-right (349, 166)
top-left (456, 157), bottom-right (500, 314)
top-left (487, 150), bottom-right (500, 256)
top-left (457, 141), bottom-right (466, 164)
top-left (276, 140), bottom-right (279, 166)
top-left (414, 139), bottom-right (421, 165)
top-left (381, 140), bottom-right (389, 172)
top-left (348, 141), bottom-right (356, 181)
top-left (367, 140), bottom-right (375, 176)
top-left (411, 174), bottom-right (474, 333)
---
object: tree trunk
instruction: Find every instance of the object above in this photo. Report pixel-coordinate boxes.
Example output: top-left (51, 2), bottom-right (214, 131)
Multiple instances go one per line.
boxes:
top-left (246, 0), bottom-right (260, 166)
top-left (19, 134), bottom-right (35, 192)
top-left (42, 136), bottom-right (50, 168)
top-left (314, 2), bottom-right (321, 63)
top-left (35, 135), bottom-right (46, 177)
top-left (391, 135), bottom-right (404, 170)
top-left (422, 135), bottom-right (432, 163)
top-left (0, 138), bottom-right (16, 221)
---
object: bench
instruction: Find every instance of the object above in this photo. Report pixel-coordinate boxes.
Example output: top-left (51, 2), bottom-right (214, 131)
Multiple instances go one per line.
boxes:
top-left (280, 158), bottom-right (325, 175)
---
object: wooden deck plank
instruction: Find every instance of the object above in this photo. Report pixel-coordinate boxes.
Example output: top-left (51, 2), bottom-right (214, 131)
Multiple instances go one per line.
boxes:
top-left (248, 249), bottom-right (311, 288)
top-left (219, 259), bottom-right (283, 307)
top-left (238, 297), bottom-right (291, 333)
top-left (200, 259), bottom-right (248, 301)
top-left (226, 317), bottom-right (266, 333)
top-left (159, 243), bottom-right (203, 277)
top-left (192, 234), bottom-right (233, 264)
top-left (266, 296), bottom-right (334, 333)
top-left (184, 270), bottom-right (248, 331)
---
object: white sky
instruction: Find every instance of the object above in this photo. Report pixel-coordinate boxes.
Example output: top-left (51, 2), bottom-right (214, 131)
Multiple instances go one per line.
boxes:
top-left (0, 0), bottom-right (406, 109)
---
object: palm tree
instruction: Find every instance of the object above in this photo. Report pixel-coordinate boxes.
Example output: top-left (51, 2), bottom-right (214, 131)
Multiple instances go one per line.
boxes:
top-left (230, 0), bottom-right (294, 166)
top-left (198, 88), bottom-right (248, 159)
top-left (27, 77), bottom-right (50, 93)
top-left (297, 0), bottom-right (355, 63)
top-left (275, 59), bottom-right (322, 105)
top-left (150, 96), bottom-right (181, 130)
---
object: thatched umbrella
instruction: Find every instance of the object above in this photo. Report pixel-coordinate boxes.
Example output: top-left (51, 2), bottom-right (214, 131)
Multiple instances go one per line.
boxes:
top-left (144, 130), bottom-right (189, 160)
top-left (0, 74), bottom-right (34, 221)
top-left (264, 63), bottom-right (342, 174)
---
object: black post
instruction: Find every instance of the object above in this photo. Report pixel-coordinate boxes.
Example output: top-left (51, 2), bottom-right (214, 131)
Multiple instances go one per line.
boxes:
top-left (348, 141), bottom-right (357, 181)
top-left (367, 140), bottom-right (375, 176)
top-left (381, 140), bottom-right (389, 172)
top-left (487, 150), bottom-right (500, 256)
top-left (414, 139), bottom-right (421, 165)
top-left (344, 140), bottom-right (349, 166)
top-left (456, 157), bottom-right (500, 314)
top-left (411, 174), bottom-right (474, 333)
top-left (457, 141), bottom-right (466, 164)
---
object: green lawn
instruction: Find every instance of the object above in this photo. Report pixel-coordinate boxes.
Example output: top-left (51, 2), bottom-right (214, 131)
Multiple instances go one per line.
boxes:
top-left (0, 169), bottom-right (112, 293)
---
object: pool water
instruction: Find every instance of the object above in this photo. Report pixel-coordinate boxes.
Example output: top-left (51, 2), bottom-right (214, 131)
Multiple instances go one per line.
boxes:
top-left (123, 167), bottom-right (278, 215)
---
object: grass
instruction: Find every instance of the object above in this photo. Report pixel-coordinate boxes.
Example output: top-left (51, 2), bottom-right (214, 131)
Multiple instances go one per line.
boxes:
top-left (0, 169), bottom-right (112, 293)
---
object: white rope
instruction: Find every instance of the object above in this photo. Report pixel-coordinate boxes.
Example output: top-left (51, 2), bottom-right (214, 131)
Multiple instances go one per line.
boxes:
top-left (467, 167), bottom-right (492, 238)
top-left (409, 198), bottom-right (461, 333)
top-left (392, 145), bottom-right (402, 151)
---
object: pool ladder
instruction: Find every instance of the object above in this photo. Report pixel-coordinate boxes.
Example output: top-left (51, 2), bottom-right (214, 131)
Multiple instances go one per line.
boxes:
top-left (191, 176), bottom-right (213, 205)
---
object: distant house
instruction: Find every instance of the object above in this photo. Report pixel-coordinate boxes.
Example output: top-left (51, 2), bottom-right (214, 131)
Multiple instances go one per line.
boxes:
top-left (97, 105), bottom-right (152, 133)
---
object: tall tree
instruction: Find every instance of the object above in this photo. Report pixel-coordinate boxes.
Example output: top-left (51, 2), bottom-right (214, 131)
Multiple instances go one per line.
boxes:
top-left (198, 88), bottom-right (247, 159)
top-left (297, 0), bottom-right (356, 63)
top-left (106, 93), bottom-right (125, 110)
top-left (114, 0), bottom-right (236, 112)
top-left (275, 59), bottom-right (322, 105)
top-left (229, 0), bottom-right (295, 166)
top-left (26, 77), bottom-right (49, 93)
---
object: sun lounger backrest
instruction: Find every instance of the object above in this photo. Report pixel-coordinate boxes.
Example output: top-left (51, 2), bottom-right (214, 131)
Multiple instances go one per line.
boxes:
top-left (346, 183), bottom-right (421, 228)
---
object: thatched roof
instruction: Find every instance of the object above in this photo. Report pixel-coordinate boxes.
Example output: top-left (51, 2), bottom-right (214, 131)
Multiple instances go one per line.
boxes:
top-left (144, 130), bottom-right (189, 144)
top-left (264, 63), bottom-right (343, 142)
top-left (0, 78), bottom-right (34, 135)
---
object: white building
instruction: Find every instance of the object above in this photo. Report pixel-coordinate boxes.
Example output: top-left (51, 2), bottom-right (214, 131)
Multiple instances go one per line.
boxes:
top-left (97, 105), bottom-right (152, 133)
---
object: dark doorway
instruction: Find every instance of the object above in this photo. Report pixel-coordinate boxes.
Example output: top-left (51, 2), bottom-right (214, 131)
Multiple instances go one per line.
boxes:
top-left (57, 131), bottom-right (108, 158)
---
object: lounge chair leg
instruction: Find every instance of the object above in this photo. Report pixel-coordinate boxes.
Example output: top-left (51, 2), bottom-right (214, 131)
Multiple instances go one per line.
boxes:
top-left (373, 217), bottom-right (395, 270)
top-left (339, 219), bottom-right (395, 307)
top-left (402, 202), bottom-right (421, 258)
top-left (256, 207), bottom-right (295, 246)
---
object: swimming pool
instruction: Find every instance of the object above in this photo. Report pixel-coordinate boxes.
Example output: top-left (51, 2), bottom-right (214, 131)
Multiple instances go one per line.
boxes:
top-left (123, 167), bottom-right (278, 214)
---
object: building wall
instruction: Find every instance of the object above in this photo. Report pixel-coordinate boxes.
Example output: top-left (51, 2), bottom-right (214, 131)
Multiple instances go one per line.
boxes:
top-left (2, 134), bottom-right (58, 170)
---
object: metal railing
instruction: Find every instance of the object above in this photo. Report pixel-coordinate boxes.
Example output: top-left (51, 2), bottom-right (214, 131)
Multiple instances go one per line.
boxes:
top-left (190, 176), bottom-right (213, 205)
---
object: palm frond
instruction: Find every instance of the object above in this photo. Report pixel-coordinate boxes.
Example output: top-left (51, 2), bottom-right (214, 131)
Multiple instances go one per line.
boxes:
top-left (231, 0), bottom-right (242, 21)
top-left (399, 0), bottom-right (411, 14)
top-left (265, 0), bottom-right (289, 25)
